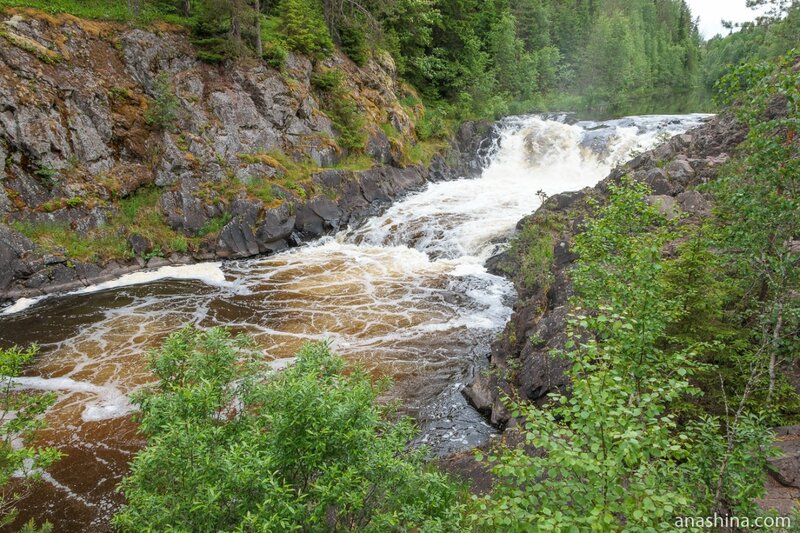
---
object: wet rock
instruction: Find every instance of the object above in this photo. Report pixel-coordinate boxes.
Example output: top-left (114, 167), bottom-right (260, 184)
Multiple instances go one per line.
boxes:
top-left (256, 202), bottom-right (295, 245)
top-left (146, 257), bottom-right (170, 269)
top-left (462, 372), bottom-right (498, 417)
top-left (217, 217), bottom-right (260, 258)
top-left (294, 196), bottom-right (342, 237)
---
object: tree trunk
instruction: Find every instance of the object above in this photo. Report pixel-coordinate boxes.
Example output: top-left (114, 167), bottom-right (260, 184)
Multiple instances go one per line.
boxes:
top-left (252, 0), bottom-right (262, 56)
top-left (128, 0), bottom-right (141, 17)
top-left (181, 0), bottom-right (191, 17)
top-left (231, 10), bottom-right (242, 45)
top-left (767, 301), bottom-right (785, 404)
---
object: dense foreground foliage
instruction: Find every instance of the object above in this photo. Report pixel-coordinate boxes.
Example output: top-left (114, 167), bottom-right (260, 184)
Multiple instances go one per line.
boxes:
top-left (113, 329), bottom-right (465, 532)
top-left (475, 181), bottom-right (777, 530)
top-left (0, 347), bottom-right (60, 530)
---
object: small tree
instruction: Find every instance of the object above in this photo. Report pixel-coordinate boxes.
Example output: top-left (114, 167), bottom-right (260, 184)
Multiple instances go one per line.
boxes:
top-left (114, 327), bottom-right (465, 531)
top-left (473, 180), bottom-right (774, 530)
top-left (144, 72), bottom-right (180, 132)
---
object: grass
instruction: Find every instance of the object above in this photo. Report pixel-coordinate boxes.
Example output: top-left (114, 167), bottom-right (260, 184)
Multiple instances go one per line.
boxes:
top-left (11, 186), bottom-right (208, 263)
top-left (333, 154), bottom-right (374, 171)
top-left (198, 213), bottom-right (232, 237)
top-left (0, 0), bottom-right (193, 25)
top-left (406, 139), bottom-right (448, 166)
top-left (11, 220), bottom-right (131, 262)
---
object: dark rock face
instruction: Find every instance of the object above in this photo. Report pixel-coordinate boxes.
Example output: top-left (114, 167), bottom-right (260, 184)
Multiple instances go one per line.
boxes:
top-left (0, 11), bottom-right (497, 303)
top-left (466, 112), bottom-right (749, 428)
top-left (160, 186), bottom-right (221, 236)
top-left (217, 217), bottom-right (260, 258)
top-left (0, 225), bottom-right (35, 292)
top-left (767, 426), bottom-right (800, 490)
top-left (127, 234), bottom-right (152, 256)
top-left (256, 203), bottom-right (295, 245)
top-left (429, 120), bottom-right (497, 181)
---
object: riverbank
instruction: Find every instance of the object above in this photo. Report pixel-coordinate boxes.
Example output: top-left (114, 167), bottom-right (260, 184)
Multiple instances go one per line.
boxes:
top-left (0, 8), bottom-right (497, 307)
top-left (464, 109), bottom-right (745, 426)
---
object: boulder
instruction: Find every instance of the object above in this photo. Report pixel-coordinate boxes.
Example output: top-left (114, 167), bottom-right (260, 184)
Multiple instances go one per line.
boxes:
top-left (256, 202), bottom-right (295, 244)
top-left (676, 190), bottom-right (712, 217)
top-left (462, 372), bottom-right (497, 417)
top-left (768, 426), bottom-right (800, 489)
top-left (666, 157), bottom-right (695, 185)
top-left (642, 168), bottom-right (673, 195)
top-left (294, 196), bottom-right (342, 237)
top-left (646, 195), bottom-right (680, 219)
top-left (160, 188), bottom-right (219, 235)
top-left (217, 217), bottom-right (260, 258)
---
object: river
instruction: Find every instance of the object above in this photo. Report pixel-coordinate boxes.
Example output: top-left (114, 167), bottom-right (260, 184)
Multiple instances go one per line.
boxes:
top-left (0, 113), bottom-right (710, 530)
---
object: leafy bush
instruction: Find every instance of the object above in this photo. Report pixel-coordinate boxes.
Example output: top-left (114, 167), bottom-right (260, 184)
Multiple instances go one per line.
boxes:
top-left (114, 328), bottom-right (465, 532)
top-left (312, 68), bottom-right (366, 152)
top-left (1, 346), bottom-right (62, 529)
top-left (474, 180), bottom-right (775, 530)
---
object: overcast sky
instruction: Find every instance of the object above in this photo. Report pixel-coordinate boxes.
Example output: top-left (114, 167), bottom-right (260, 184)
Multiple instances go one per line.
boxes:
top-left (684, 0), bottom-right (768, 39)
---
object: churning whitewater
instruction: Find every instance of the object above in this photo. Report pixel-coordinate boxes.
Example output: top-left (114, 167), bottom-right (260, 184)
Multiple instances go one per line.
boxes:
top-left (0, 113), bottom-right (710, 528)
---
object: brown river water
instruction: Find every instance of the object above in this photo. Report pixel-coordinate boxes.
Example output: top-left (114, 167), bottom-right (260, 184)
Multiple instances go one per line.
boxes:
top-left (0, 114), bottom-right (710, 531)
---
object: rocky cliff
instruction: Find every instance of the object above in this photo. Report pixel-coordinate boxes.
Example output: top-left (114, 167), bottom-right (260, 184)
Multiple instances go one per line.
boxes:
top-left (464, 111), bottom-right (749, 427)
top-left (0, 8), bottom-right (492, 304)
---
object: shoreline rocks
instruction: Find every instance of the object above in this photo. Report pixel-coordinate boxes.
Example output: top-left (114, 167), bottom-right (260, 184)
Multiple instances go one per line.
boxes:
top-left (463, 111), bottom-right (748, 428)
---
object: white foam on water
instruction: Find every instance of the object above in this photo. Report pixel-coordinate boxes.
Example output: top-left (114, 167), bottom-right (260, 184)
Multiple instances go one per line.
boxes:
top-left (1, 262), bottom-right (233, 316)
top-left (1, 296), bottom-right (44, 316)
top-left (0, 113), bottom-right (715, 519)
top-left (73, 263), bottom-right (232, 294)
top-left (12, 376), bottom-right (132, 422)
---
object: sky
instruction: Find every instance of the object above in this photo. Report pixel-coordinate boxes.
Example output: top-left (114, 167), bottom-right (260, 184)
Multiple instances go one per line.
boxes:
top-left (684, 0), bottom-right (769, 39)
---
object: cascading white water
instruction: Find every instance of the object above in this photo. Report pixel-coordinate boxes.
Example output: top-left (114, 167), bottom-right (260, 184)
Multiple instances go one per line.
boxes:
top-left (0, 113), bottom-right (711, 529)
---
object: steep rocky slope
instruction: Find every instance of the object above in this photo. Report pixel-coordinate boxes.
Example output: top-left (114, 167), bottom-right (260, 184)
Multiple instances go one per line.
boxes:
top-left (0, 8), bottom-right (491, 303)
top-left (464, 111), bottom-right (748, 426)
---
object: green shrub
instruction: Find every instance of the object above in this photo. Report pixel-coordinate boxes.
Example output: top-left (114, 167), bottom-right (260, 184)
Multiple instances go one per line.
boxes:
top-left (197, 212), bottom-right (232, 236)
top-left (33, 163), bottom-right (58, 188)
top-left (311, 68), bottom-right (344, 91)
top-left (144, 72), bottom-right (179, 132)
top-left (1, 345), bottom-right (62, 529)
top-left (169, 236), bottom-right (189, 253)
top-left (113, 328), bottom-right (466, 532)
top-left (475, 180), bottom-right (776, 530)
top-left (339, 20), bottom-right (369, 66)
top-left (312, 68), bottom-right (366, 152)
top-left (262, 40), bottom-right (288, 69)
top-left (279, 0), bottom-right (334, 59)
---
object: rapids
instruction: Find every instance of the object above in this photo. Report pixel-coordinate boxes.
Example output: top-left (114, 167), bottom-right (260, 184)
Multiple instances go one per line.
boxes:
top-left (0, 113), bottom-right (711, 530)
